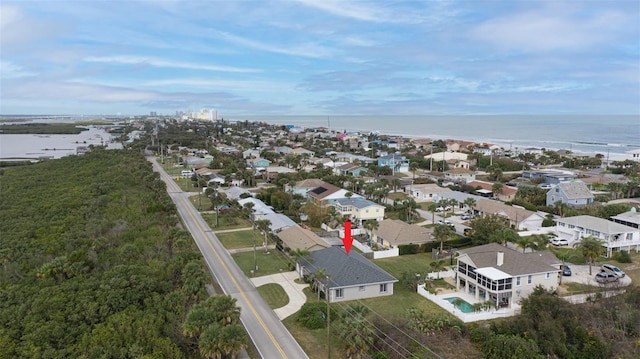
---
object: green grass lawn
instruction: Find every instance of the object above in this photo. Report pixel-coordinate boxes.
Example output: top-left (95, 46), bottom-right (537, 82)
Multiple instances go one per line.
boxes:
top-left (215, 230), bottom-right (259, 249)
top-left (256, 283), bottom-right (289, 309)
top-left (232, 250), bottom-right (293, 277)
top-left (202, 212), bottom-right (253, 230)
top-left (387, 192), bottom-right (408, 201)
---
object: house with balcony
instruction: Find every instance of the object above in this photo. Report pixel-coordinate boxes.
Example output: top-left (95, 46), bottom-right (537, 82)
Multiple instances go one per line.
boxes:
top-left (456, 243), bottom-right (561, 308)
top-left (554, 215), bottom-right (640, 257)
top-left (545, 181), bottom-right (594, 207)
top-left (378, 153), bottom-right (410, 173)
top-left (444, 168), bottom-right (476, 184)
top-left (332, 197), bottom-right (384, 226)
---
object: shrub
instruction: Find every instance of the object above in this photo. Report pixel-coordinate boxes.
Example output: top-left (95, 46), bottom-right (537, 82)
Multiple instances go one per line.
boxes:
top-left (613, 250), bottom-right (632, 263)
top-left (296, 302), bottom-right (326, 329)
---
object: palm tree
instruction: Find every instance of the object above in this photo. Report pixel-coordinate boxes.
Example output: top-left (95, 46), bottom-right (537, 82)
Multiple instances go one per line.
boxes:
top-left (429, 259), bottom-right (447, 279)
top-left (463, 197), bottom-right (476, 214)
top-left (492, 182), bottom-right (503, 199)
top-left (427, 202), bottom-right (439, 224)
top-left (515, 236), bottom-right (532, 253)
top-left (211, 295), bottom-right (241, 326)
top-left (312, 267), bottom-right (329, 301)
top-left (577, 236), bottom-right (604, 275)
top-left (433, 224), bottom-right (453, 253)
top-left (363, 219), bottom-right (379, 246)
top-left (403, 198), bottom-right (419, 223)
top-left (337, 314), bottom-right (374, 359)
top-left (198, 325), bottom-right (223, 359)
top-left (219, 324), bottom-right (248, 359)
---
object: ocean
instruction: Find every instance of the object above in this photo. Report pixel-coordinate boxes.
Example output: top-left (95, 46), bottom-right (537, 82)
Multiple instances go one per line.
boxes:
top-left (231, 115), bottom-right (640, 162)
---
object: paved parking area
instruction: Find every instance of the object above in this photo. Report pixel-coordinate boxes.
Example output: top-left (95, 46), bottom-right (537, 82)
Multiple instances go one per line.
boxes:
top-left (560, 264), bottom-right (633, 287)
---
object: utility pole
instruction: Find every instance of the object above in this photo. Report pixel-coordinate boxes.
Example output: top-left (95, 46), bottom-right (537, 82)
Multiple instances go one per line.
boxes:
top-left (326, 274), bottom-right (331, 359)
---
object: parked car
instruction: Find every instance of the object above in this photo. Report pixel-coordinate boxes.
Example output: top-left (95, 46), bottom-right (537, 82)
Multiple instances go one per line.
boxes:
top-left (461, 213), bottom-right (475, 220)
top-left (551, 238), bottom-right (569, 246)
top-left (601, 264), bottom-right (626, 278)
top-left (595, 271), bottom-right (619, 284)
top-left (562, 264), bottom-right (572, 276)
top-left (435, 206), bottom-right (451, 212)
top-left (437, 219), bottom-right (453, 225)
top-left (463, 228), bottom-right (473, 236)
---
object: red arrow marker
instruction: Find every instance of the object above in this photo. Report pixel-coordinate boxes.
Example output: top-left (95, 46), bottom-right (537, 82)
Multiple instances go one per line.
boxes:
top-left (343, 219), bottom-right (353, 254)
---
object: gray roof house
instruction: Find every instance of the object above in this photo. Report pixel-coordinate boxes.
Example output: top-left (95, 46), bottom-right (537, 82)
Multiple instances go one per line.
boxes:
top-left (297, 247), bottom-right (398, 303)
top-left (456, 243), bottom-right (561, 308)
top-left (545, 181), bottom-right (594, 207)
top-left (554, 215), bottom-right (640, 257)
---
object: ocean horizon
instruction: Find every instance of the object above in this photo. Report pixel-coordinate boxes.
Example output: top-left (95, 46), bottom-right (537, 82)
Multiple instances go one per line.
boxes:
top-left (231, 115), bottom-right (639, 162)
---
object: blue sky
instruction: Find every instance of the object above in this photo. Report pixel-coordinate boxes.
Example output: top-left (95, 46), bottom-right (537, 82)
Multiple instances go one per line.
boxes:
top-left (1, 0), bottom-right (639, 116)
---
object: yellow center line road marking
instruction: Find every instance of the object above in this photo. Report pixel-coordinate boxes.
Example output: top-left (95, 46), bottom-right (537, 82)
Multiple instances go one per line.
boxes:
top-left (180, 196), bottom-right (288, 358)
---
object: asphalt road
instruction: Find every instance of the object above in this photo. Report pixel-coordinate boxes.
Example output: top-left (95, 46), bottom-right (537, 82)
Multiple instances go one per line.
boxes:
top-left (148, 157), bottom-right (309, 359)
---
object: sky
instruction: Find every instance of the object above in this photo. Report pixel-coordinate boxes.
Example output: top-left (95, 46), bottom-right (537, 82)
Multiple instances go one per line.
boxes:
top-left (1, 0), bottom-right (639, 116)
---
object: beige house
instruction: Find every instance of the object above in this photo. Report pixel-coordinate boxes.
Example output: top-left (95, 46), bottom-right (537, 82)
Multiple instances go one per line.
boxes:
top-left (276, 226), bottom-right (330, 252)
top-left (373, 219), bottom-right (434, 249)
top-left (456, 243), bottom-right (561, 308)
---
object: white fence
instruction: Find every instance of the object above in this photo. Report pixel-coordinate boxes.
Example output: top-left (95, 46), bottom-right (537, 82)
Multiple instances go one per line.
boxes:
top-left (518, 227), bottom-right (556, 237)
top-left (426, 269), bottom-right (455, 280)
top-left (416, 285), bottom-right (517, 323)
top-left (352, 240), bottom-right (399, 259)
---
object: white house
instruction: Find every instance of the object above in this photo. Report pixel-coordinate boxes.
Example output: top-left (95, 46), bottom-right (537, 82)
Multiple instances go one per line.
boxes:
top-left (444, 168), bottom-right (476, 184)
top-left (406, 183), bottom-right (453, 202)
top-left (297, 247), bottom-right (398, 303)
top-left (456, 243), bottom-right (561, 308)
top-left (554, 215), bottom-right (640, 257)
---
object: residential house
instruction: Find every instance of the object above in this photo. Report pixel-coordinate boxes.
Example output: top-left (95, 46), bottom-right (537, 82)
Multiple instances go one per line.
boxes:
top-left (522, 169), bottom-right (576, 185)
top-left (447, 158), bottom-right (471, 170)
top-left (307, 182), bottom-right (360, 207)
top-left (440, 192), bottom-right (545, 230)
top-left (332, 197), bottom-right (385, 226)
top-left (297, 247), bottom-right (398, 303)
top-left (373, 219), bottom-right (434, 249)
top-left (467, 180), bottom-right (518, 202)
top-left (610, 208), bottom-right (640, 230)
top-left (276, 226), bottom-right (330, 252)
top-left (554, 215), bottom-right (640, 257)
top-left (406, 183), bottom-right (452, 202)
top-left (446, 140), bottom-right (475, 153)
top-left (444, 168), bottom-right (476, 184)
top-left (546, 181), bottom-right (594, 207)
top-left (246, 158), bottom-right (272, 168)
top-left (273, 146), bottom-right (294, 155)
top-left (238, 198), bottom-right (297, 232)
top-left (263, 166), bottom-right (297, 181)
top-left (378, 153), bottom-right (410, 173)
top-left (472, 143), bottom-right (502, 156)
top-left (625, 148), bottom-right (640, 162)
top-left (242, 148), bottom-right (261, 159)
top-left (292, 148), bottom-right (315, 157)
top-left (286, 179), bottom-right (330, 198)
top-left (336, 163), bottom-right (368, 177)
top-left (456, 243), bottom-right (561, 308)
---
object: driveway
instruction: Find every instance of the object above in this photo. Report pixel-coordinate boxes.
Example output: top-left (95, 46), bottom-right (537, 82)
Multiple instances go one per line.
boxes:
top-left (560, 264), bottom-right (633, 287)
top-left (250, 271), bottom-right (309, 320)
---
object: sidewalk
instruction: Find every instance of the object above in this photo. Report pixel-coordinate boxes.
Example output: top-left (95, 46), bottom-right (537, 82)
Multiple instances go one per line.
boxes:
top-left (250, 271), bottom-right (309, 320)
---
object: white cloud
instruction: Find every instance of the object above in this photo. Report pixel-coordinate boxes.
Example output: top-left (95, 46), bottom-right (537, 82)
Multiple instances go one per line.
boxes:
top-left (0, 61), bottom-right (36, 79)
top-left (292, 0), bottom-right (424, 24)
top-left (471, 7), bottom-right (631, 52)
top-left (83, 56), bottom-right (261, 73)
top-left (215, 31), bottom-right (335, 58)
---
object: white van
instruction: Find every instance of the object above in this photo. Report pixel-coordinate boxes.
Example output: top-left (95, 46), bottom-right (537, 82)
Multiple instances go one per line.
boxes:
top-left (181, 170), bottom-right (193, 177)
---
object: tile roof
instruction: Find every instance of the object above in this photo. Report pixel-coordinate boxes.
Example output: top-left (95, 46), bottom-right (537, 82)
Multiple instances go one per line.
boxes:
top-left (459, 243), bottom-right (561, 276)
top-left (300, 247), bottom-right (398, 288)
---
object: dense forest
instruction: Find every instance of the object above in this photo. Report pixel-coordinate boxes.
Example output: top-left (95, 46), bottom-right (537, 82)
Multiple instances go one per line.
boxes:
top-left (0, 149), bottom-right (214, 358)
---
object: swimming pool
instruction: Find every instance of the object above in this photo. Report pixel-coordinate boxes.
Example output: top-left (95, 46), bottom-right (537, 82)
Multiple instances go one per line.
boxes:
top-left (445, 297), bottom-right (475, 313)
